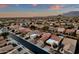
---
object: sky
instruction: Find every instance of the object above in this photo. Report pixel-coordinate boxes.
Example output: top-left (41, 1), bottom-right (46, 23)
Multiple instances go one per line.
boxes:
top-left (0, 4), bottom-right (79, 17)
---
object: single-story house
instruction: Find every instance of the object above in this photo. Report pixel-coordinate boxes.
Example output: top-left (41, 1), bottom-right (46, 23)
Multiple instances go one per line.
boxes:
top-left (65, 29), bottom-right (76, 36)
top-left (57, 28), bottom-right (65, 33)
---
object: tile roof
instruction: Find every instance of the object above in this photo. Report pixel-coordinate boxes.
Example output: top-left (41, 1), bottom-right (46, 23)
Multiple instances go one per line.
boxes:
top-left (0, 45), bottom-right (14, 53)
top-left (0, 40), bottom-right (7, 44)
top-left (76, 30), bottom-right (79, 34)
top-left (65, 29), bottom-right (75, 33)
top-left (19, 27), bottom-right (31, 33)
top-left (27, 30), bottom-right (42, 36)
top-left (57, 28), bottom-right (65, 33)
top-left (50, 34), bottom-right (61, 41)
top-left (39, 33), bottom-right (51, 41)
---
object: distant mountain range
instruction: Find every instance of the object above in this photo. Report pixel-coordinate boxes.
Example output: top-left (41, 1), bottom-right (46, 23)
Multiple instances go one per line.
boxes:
top-left (63, 11), bottom-right (79, 16)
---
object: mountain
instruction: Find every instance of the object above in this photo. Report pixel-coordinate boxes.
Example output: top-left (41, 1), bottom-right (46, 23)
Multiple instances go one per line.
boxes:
top-left (63, 11), bottom-right (79, 16)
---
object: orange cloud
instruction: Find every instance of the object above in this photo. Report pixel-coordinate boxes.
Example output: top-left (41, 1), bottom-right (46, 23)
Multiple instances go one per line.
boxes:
top-left (49, 5), bottom-right (63, 10)
top-left (0, 4), bottom-right (8, 8)
top-left (32, 4), bottom-right (38, 7)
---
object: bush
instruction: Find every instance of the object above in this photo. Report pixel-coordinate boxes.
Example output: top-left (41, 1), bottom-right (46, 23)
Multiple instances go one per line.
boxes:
top-left (0, 32), bottom-right (9, 39)
top-left (42, 26), bottom-right (49, 32)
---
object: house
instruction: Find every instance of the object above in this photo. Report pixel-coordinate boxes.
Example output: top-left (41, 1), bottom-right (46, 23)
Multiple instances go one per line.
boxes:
top-left (60, 23), bottom-right (66, 27)
top-left (0, 40), bottom-right (7, 47)
top-left (0, 40), bottom-right (7, 44)
top-left (0, 45), bottom-right (14, 53)
top-left (9, 25), bottom-right (15, 30)
top-left (57, 27), bottom-right (65, 33)
top-left (36, 33), bottom-right (51, 47)
top-left (76, 30), bottom-right (79, 37)
top-left (50, 34), bottom-right (61, 41)
top-left (30, 34), bottom-right (39, 40)
top-left (9, 25), bottom-right (20, 32)
top-left (27, 30), bottom-right (42, 36)
top-left (0, 36), bottom-right (5, 41)
top-left (65, 29), bottom-right (76, 36)
top-left (45, 34), bottom-right (61, 46)
top-left (39, 33), bottom-right (51, 42)
top-left (76, 30), bottom-right (79, 35)
top-left (24, 30), bottom-right (42, 41)
top-left (19, 27), bottom-right (31, 34)
top-left (54, 23), bottom-right (60, 27)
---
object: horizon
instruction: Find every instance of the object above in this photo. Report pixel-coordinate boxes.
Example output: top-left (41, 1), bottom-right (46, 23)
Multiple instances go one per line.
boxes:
top-left (0, 4), bottom-right (79, 17)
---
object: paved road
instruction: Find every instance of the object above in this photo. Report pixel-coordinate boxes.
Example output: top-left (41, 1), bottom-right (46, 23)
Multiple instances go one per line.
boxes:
top-left (9, 33), bottom-right (49, 54)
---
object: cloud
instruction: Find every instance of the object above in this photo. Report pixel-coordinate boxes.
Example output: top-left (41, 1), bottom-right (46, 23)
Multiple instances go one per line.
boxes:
top-left (0, 4), bottom-right (8, 8)
top-left (49, 5), bottom-right (63, 10)
top-left (32, 4), bottom-right (38, 7)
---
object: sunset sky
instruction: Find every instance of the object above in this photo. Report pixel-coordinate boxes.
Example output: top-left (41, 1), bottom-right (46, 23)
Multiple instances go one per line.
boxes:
top-left (0, 4), bottom-right (79, 17)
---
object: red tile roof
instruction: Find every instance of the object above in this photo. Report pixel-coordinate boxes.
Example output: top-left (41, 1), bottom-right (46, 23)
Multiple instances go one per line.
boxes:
top-left (65, 29), bottom-right (75, 33)
top-left (39, 33), bottom-right (51, 41)
top-left (19, 27), bottom-right (31, 33)
top-left (0, 40), bottom-right (7, 44)
top-left (50, 34), bottom-right (61, 41)
top-left (29, 30), bottom-right (42, 35)
top-left (0, 45), bottom-right (14, 53)
top-left (9, 25), bottom-right (19, 29)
